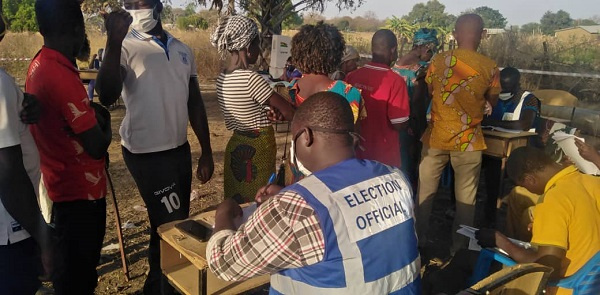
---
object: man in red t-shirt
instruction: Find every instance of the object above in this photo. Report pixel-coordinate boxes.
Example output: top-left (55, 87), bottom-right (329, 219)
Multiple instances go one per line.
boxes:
top-left (346, 29), bottom-right (410, 168)
top-left (26, 1), bottom-right (112, 294)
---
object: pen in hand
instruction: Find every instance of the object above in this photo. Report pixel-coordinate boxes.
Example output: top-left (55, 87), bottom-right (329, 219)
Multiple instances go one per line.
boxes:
top-left (257, 173), bottom-right (277, 205)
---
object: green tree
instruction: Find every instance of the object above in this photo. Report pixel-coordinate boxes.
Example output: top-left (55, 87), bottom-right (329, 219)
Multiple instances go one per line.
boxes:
top-left (574, 19), bottom-right (597, 26)
top-left (540, 10), bottom-right (574, 35)
top-left (465, 6), bottom-right (507, 28)
top-left (2, 0), bottom-right (36, 32)
top-left (386, 16), bottom-right (417, 53)
top-left (282, 11), bottom-right (303, 30)
top-left (403, 0), bottom-right (454, 29)
top-left (520, 22), bottom-right (541, 34)
top-left (176, 14), bottom-right (208, 30)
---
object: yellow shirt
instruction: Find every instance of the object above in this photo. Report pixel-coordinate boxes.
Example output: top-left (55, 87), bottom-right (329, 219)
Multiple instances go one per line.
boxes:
top-left (531, 165), bottom-right (600, 295)
top-left (423, 49), bottom-right (500, 151)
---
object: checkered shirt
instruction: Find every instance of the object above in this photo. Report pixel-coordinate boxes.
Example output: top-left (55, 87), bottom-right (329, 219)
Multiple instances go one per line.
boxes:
top-left (206, 190), bottom-right (325, 281)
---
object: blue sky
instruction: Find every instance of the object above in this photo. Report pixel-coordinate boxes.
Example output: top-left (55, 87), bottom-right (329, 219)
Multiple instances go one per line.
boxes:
top-left (171, 0), bottom-right (597, 26)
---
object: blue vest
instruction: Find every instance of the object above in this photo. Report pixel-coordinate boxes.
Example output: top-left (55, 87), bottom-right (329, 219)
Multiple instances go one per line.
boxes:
top-left (270, 159), bottom-right (421, 295)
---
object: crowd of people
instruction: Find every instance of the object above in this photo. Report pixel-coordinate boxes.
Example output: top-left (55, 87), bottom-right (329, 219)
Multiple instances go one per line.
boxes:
top-left (0, 0), bottom-right (599, 294)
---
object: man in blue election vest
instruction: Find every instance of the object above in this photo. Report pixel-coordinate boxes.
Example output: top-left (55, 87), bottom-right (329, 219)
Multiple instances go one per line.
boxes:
top-left (206, 91), bottom-right (421, 294)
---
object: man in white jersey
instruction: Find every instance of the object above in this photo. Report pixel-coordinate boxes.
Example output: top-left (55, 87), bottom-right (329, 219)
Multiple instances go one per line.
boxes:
top-left (95, 1), bottom-right (214, 294)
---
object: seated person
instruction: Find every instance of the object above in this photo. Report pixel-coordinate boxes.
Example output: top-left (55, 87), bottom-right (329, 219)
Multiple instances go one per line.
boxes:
top-left (279, 56), bottom-right (302, 82)
top-left (481, 67), bottom-right (541, 227)
top-left (505, 137), bottom-right (600, 241)
top-left (206, 92), bottom-right (421, 294)
top-left (477, 146), bottom-right (600, 295)
top-left (482, 67), bottom-right (541, 132)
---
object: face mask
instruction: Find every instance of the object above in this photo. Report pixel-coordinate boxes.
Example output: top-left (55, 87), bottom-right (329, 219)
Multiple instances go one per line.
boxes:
top-left (127, 7), bottom-right (158, 33)
top-left (499, 92), bottom-right (514, 101)
top-left (290, 138), bottom-right (312, 176)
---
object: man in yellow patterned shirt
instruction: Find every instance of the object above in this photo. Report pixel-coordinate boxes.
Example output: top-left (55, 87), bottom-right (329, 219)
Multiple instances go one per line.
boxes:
top-left (417, 14), bottom-right (501, 253)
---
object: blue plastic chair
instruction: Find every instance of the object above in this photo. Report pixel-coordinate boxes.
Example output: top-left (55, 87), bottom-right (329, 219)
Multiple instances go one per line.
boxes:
top-left (469, 249), bottom-right (600, 295)
top-left (549, 251), bottom-right (600, 295)
top-left (468, 248), bottom-right (516, 286)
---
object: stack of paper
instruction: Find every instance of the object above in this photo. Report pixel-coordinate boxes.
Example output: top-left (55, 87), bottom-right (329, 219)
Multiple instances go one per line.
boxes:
top-left (552, 132), bottom-right (600, 175)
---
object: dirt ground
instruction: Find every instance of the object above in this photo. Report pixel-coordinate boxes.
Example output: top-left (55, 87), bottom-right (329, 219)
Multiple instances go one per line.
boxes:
top-left (91, 84), bottom-right (291, 295)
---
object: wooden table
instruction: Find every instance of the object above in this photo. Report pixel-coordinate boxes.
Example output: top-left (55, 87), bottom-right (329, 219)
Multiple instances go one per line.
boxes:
top-left (158, 210), bottom-right (269, 295)
top-left (79, 69), bottom-right (98, 81)
top-left (483, 130), bottom-right (537, 198)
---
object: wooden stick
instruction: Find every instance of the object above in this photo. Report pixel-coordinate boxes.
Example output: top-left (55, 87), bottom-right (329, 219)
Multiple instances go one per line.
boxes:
top-left (106, 168), bottom-right (130, 281)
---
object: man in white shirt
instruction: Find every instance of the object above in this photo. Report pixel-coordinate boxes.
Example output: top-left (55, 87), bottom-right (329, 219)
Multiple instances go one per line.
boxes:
top-left (0, 5), bottom-right (56, 293)
top-left (96, 1), bottom-right (214, 294)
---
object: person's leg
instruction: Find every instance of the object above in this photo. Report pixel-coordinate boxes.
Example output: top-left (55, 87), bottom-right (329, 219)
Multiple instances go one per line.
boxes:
top-left (482, 156), bottom-right (502, 227)
top-left (450, 150), bottom-right (482, 253)
top-left (399, 129), bottom-right (418, 192)
top-left (52, 199), bottom-right (106, 295)
top-left (0, 238), bottom-right (41, 295)
top-left (417, 146), bottom-right (450, 245)
top-left (123, 144), bottom-right (191, 295)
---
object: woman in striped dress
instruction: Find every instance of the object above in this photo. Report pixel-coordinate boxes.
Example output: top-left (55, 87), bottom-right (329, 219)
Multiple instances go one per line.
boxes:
top-left (211, 15), bottom-right (294, 203)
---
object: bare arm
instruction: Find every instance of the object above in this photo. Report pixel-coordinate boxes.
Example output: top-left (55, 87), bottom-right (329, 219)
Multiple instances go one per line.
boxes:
top-left (188, 77), bottom-right (214, 183)
top-left (266, 92), bottom-right (295, 121)
top-left (95, 11), bottom-right (132, 107)
top-left (0, 145), bottom-right (53, 247)
top-left (482, 109), bottom-right (537, 131)
top-left (495, 232), bottom-right (565, 280)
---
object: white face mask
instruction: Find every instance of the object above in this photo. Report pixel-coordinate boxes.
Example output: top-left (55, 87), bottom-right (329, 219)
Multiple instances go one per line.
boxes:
top-left (498, 92), bottom-right (514, 101)
top-left (126, 7), bottom-right (158, 33)
top-left (290, 140), bottom-right (312, 176)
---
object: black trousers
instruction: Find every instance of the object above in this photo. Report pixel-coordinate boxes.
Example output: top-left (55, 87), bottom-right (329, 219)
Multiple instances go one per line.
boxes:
top-left (0, 238), bottom-right (42, 295)
top-left (52, 198), bottom-right (107, 295)
top-left (123, 142), bottom-right (192, 295)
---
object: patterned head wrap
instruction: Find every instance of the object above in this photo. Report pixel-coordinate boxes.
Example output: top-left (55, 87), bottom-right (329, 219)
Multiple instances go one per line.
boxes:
top-left (211, 15), bottom-right (259, 57)
top-left (413, 28), bottom-right (439, 46)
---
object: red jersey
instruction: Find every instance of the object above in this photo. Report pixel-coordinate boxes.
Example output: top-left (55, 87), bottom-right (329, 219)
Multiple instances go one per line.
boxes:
top-left (345, 62), bottom-right (410, 168)
top-left (26, 47), bottom-right (106, 202)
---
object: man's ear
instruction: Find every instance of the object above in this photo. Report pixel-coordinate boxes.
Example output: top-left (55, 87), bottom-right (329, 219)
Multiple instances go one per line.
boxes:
top-left (303, 128), bottom-right (314, 147)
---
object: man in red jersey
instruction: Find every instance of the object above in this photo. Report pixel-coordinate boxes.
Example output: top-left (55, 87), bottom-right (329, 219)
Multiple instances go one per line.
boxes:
top-left (26, 1), bottom-right (112, 294)
top-left (346, 29), bottom-right (410, 168)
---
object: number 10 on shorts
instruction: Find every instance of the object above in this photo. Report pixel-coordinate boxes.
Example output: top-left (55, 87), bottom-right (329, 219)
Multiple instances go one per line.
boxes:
top-left (161, 192), bottom-right (181, 213)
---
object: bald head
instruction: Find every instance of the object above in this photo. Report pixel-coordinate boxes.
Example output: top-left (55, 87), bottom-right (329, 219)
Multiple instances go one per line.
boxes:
top-left (371, 29), bottom-right (398, 65)
top-left (292, 91), bottom-right (354, 144)
top-left (454, 14), bottom-right (485, 50)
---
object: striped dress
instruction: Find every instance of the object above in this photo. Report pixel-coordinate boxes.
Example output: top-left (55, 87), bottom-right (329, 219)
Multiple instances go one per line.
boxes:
top-left (216, 70), bottom-right (276, 202)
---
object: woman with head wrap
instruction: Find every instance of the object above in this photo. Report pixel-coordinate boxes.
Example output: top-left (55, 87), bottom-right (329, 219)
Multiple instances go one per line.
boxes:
top-left (284, 22), bottom-right (364, 185)
top-left (211, 15), bottom-right (294, 202)
top-left (392, 28), bottom-right (439, 191)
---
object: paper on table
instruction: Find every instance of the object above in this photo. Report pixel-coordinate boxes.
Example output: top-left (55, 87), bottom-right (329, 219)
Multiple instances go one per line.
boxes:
top-left (481, 126), bottom-right (522, 134)
top-left (552, 131), bottom-right (600, 175)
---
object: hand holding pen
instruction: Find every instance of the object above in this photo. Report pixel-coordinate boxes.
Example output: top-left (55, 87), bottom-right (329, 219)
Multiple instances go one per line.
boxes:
top-left (255, 173), bottom-right (283, 205)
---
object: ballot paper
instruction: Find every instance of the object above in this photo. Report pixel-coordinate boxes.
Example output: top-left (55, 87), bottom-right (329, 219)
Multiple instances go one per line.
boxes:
top-left (457, 225), bottom-right (531, 255)
top-left (481, 126), bottom-right (522, 134)
top-left (552, 131), bottom-right (600, 175)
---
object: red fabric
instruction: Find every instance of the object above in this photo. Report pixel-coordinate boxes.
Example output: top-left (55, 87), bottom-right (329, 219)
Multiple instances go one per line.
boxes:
top-left (26, 47), bottom-right (106, 202)
top-left (345, 62), bottom-right (410, 168)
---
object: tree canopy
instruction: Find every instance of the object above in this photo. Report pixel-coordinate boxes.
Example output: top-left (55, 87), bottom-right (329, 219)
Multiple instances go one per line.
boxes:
top-left (540, 10), bottom-right (574, 35)
top-left (2, 0), bottom-right (37, 32)
top-left (403, 0), bottom-right (455, 30)
top-left (520, 22), bottom-right (542, 34)
top-left (464, 6), bottom-right (507, 28)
